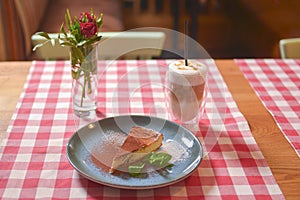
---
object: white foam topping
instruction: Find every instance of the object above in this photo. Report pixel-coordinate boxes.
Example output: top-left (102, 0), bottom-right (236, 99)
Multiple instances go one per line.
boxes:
top-left (168, 60), bottom-right (207, 85)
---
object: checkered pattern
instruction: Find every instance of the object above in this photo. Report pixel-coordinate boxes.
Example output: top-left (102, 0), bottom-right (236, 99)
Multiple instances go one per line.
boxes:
top-left (0, 60), bottom-right (284, 199)
top-left (235, 59), bottom-right (300, 157)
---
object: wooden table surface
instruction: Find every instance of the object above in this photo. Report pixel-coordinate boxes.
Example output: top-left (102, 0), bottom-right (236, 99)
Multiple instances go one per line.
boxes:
top-left (0, 60), bottom-right (299, 199)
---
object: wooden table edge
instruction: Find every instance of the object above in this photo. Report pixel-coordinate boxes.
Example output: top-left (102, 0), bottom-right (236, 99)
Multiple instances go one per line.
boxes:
top-left (215, 59), bottom-right (300, 200)
top-left (0, 61), bottom-right (32, 141)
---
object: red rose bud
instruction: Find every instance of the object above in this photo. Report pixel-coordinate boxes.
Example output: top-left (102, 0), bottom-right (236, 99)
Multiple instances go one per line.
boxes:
top-left (80, 22), bottom-right (98, 38)
top-left (79, 12), bottom-right (96, 23)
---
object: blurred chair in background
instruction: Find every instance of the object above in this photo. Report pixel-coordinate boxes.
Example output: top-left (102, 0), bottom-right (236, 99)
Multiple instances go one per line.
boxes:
top-left (0, 0), bottom-right (124, 61)
top-left (279, 38), bottom-right (300, 58)
top-left (31, 31), bottom-right (166, 60)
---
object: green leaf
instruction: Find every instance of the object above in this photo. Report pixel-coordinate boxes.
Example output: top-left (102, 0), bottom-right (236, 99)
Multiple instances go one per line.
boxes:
top-left (71, 69), bottom-right (81, 80)
top-left (35, 32), bottom-right (51, 40)
top-left (71, 47), bottom-right (84, 62)
top-left (128, 162), bottom-right (145, 176)
top-left (32, 42), bottom-right (47, 51)
top-left (148, 152), bottom-right (172, 168)
top-left (84, 36), bottom-right (102, 46)
top-left (66, 8), bottom-right (72, 28)
top-left (127, 152), bottom-right (173, 177)
top-left (60, 23), bottom-right (67, 38)
top-left (77, 40), bottom-right (88, 47)
top-left (59, 41), bottom-right (75, 47)
top-left (97, 13), bottom-right (104, 28)
top-left (72, 21), bottom-right (82, 42)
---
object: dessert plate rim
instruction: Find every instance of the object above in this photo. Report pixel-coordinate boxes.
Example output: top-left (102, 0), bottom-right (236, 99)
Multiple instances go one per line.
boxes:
top-left (66, 115), bottom-right (203, 190)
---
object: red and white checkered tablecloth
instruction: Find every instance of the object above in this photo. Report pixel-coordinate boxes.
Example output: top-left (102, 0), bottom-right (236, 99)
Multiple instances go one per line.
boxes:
top-left (235, 59), bottom-right (300, 157)
top-left (0, 60), bottom-right (284, 199)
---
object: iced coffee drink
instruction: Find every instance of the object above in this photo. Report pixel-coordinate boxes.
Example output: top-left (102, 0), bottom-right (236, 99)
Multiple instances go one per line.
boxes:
top-left (166, 60), bottom-right (207, 124)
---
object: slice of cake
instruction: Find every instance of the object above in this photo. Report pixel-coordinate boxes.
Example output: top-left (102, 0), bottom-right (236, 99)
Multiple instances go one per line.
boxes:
top-left (109, 126), bottom-right (163, 173)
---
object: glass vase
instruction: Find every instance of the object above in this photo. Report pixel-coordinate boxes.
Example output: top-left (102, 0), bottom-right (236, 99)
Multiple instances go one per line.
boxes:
top-left (70, 43), bottom-right (98, 117)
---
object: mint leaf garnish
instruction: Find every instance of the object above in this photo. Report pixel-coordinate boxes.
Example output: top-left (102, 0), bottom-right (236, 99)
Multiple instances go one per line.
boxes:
top-left (148, 152), bottom-right (172, 168)
top-left (128, 152), bottom-right (173, 177)
top-left (128, 162), bottom-right (145, 177)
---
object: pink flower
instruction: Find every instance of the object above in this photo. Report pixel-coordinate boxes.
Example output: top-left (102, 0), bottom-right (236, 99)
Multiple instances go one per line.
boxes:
top-left (78, 12), bottom-right (98, 38)
top-left (80, 22), bottom-right (98, 38)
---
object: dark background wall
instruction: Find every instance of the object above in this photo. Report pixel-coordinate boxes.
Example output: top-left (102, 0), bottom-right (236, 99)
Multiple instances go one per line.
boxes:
top-left (122, 0), bottom-right (300, 58)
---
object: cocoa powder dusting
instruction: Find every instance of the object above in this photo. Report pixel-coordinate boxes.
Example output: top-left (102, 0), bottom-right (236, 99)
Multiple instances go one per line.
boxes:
top-left (91, 131), bottom-right (126, 172)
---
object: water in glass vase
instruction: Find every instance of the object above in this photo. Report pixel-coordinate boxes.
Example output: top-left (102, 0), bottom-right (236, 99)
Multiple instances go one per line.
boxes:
top-left (71, 43), bottom-right (98, 117)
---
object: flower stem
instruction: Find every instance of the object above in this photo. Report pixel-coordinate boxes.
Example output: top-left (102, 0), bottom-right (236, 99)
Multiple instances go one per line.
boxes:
top-left (81, 73), bottom-right (87, 107)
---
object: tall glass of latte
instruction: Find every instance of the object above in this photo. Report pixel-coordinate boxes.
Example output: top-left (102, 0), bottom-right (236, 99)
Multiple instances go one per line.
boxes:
top-left (165, 60), bottom-right (208, 126)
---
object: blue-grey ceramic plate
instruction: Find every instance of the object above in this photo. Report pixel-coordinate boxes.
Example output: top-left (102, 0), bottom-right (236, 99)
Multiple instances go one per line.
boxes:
top-left (66, 115), bottom-right (202, 189)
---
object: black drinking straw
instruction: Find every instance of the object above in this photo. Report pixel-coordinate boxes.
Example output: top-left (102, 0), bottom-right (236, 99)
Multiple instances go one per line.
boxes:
top-left (184, 19), bottom-right (189, 66)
